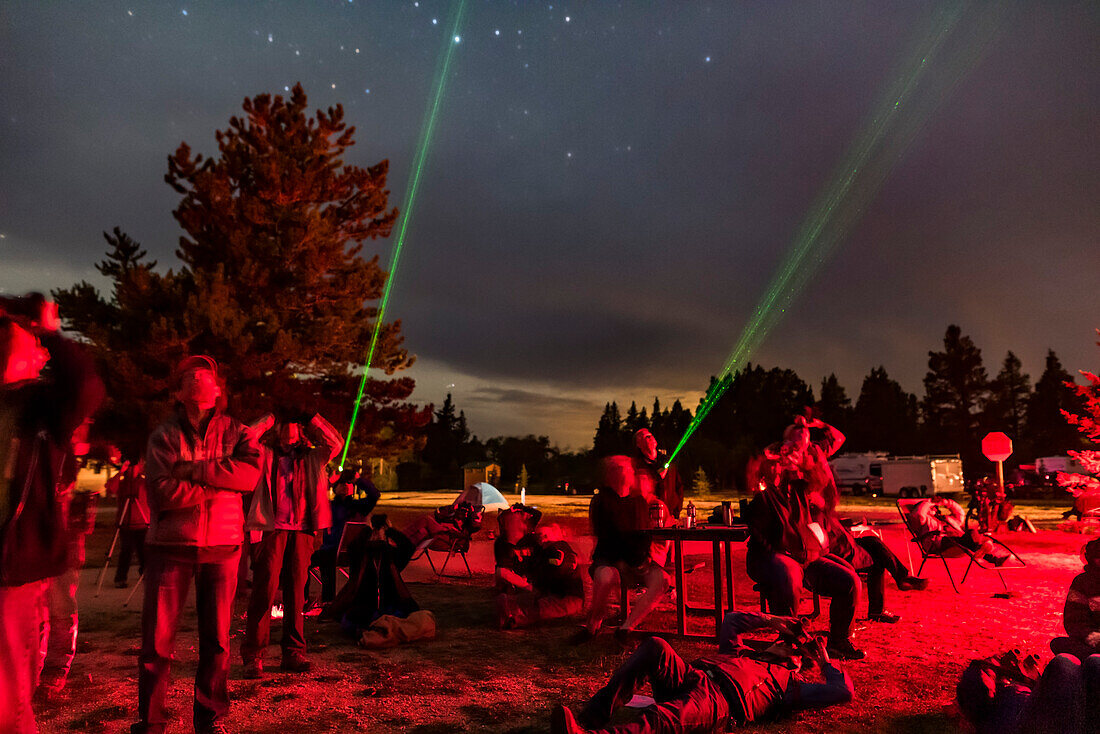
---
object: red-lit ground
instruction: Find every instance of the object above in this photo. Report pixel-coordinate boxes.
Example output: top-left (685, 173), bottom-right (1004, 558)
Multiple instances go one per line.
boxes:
top-left (35, 492), bottom-right (1094, 733)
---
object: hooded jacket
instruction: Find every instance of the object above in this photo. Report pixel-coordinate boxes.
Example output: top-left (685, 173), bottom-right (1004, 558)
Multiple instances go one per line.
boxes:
top-left (145, 405), bottom-right (261, 548)
top-left (246, 413), bottom-right (343, 532)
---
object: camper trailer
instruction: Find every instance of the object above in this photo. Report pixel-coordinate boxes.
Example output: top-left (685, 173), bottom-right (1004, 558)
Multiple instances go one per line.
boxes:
top-left (829, 452), bottom-right (888, 495)
top-left (872, 455), bottom-right (964, 498)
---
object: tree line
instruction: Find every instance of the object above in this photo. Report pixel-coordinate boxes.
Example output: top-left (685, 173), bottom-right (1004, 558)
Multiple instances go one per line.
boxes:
top-left (410, 324), bottom-right (1087, 493)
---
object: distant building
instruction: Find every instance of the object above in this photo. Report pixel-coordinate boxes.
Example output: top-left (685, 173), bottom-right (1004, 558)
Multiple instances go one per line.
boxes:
top-left (463, 461), bottom-right (500, 488)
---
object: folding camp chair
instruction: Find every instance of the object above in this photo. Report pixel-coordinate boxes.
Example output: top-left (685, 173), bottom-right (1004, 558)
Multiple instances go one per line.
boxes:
top-left (306, 521), bottom-right (361, 599)
top-left (410, 530), bottom-right (473, 578)
top-left (896, 498), bottom-right (1025, 593)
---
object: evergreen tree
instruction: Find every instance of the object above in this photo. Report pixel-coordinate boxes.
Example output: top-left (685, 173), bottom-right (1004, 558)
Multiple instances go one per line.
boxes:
top-left (54, 85), bottom-right (429, 458)
top-left (692, 467), bottom-right (711, 495)
top-left (817, 373), bottom-right (852, 434)
top-left (1026, 350), bottom-right (1084, 458)
top-left (986, 351), bottom-right (1031, 445)
top-left (849, 366), bottom-right (919, 454)
top-left (593, 401), bottom-right (625, 456)
top-left (421, 394), bottom-right (469, 481)
top-left (922, 325), bottom-right (989, 473)
top-left (1057, 333), bottom-right (1100, 496)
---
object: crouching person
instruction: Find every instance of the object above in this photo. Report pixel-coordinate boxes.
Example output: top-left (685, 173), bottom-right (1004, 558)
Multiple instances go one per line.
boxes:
top-left (1051, 538), bottom-right (1100, 660)
top-left (495, 507), bottom-right (584, 629)
top-left (552, 611), bottom-right (853, 733)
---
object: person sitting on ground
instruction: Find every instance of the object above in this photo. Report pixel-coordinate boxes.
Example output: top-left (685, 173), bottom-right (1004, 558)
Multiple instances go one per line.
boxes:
top-left (326, 514), bottom-right (419, 633)
top-left (495, 506), bottom-right (584, 628)
top-left (552, 611), bottom-right (854, 734)
top-left (572, 456), bottom-right (670, 644)
top-left (1051, 538), bottom-right (1100, 660)
top-left (907, 495), bottom-right (1009, 566)
top-left (956, 647), bottom-right (1100, 734)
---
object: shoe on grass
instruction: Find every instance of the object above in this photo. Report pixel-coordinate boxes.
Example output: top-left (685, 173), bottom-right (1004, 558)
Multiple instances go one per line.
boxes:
top-left (281, 653), bottom-right (311, 673)
top-left (869, 611), bottom-right (901, 624)
top-left (242, 659), bottom-right (263, 679)
top-left (827, 639), bottom-right (867, 661)
top-left (897, 576), bottom-right (929, 591)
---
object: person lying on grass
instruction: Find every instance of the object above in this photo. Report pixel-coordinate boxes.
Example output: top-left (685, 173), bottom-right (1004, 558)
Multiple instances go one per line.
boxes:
top-left (552, 611), bottom-right (854, 734)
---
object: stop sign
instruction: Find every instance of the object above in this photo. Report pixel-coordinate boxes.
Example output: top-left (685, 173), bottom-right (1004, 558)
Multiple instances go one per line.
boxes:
top-left (982, 431), bottom-right (1013, 462)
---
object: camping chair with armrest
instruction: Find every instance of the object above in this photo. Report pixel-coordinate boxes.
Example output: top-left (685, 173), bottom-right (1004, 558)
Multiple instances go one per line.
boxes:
top-left (896, 498), bottom-right (1025, 593)
top-left (410, 527), bottom-right (474, 578)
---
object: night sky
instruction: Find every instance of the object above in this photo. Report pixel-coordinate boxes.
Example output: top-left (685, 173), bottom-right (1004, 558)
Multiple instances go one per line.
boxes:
top-left (1, 2), bottom-right (1097, 449)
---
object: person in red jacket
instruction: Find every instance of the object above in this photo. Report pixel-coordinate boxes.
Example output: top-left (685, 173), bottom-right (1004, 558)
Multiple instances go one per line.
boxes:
top-left (106, 459), bottom-right (151, 588)
top-left (1, 296), bottom-right (104, 734)
top-left (242, 412), bottom-right (343, 678)
top-left (132, 355), bottom-right (260, 734)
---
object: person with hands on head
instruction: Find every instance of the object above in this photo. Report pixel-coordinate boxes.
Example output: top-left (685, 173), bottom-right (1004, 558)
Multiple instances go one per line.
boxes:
top-left (133, 355), bottom-right (260, 734)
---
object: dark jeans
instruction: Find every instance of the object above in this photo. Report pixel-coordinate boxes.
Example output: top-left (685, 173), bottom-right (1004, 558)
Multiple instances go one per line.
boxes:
top-left (746, 549), bottom-right (858, 645)
top-left (242, 530), bottom-right (315, 663)
top-left (582, 636), bottom-right (730, 733)
top-left (853, 536), bottom-right (910, 616)
top-left (134, 547), bottom-right (240, 734)
top-left (115, 528), bottom-right (148, 584)
top-left (959, 654), bottom-right (1100, 734)
top-left (309, 547), bottom-right (338, 603)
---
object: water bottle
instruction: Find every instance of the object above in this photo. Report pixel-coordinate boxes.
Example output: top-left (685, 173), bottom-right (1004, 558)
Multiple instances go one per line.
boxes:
top-left (685, 501), bottom-right (696, 529)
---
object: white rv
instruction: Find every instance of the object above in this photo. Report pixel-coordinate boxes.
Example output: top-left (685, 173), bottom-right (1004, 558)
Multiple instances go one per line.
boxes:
top-left (829, 453), bottom-right (889, 495)
top-left (872, 455), bottom-right (964, 498)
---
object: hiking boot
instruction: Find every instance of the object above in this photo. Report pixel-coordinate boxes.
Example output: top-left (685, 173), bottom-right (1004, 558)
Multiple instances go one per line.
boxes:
top-left (827, 639), bottom-right (866, 661)
top-left (242, 659), bottom-right (263, 679)
top-left (551, 705), bottom-right (588, 734)
top-left (897, 576), bottom-right (929, 591)
top-left (281, 653), bottom-right (311, 674)
top-left (869, 611), bottom-right (902, 624)
top-left (196, 721), bottom-right (230, 734)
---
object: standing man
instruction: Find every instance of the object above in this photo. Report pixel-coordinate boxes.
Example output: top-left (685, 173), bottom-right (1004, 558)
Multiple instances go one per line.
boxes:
top-left (633, 429), bottom-right (684, 519)
top-left (242, 412), bottom-right (343, 678)
top-left (1, 296), bottom-right (104, 734)
top-left (107, 459), bottom-right (151, 588)
top-left (134, 355), bottom-right (260, 734)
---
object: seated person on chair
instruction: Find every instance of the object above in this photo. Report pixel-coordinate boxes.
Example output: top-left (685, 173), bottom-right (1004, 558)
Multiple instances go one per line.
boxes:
top-left (495, 509), bottom-right (584, 629)
top-left (808, 488), bottom-right (927, 625)
top-left (309, 468), bottom-right (378, 604)
top-left (552, 611), bottom-right (854, 734)
top-left (957, 647), bottom-right (1100, 734)
top-left (573, 456), bottom-right (670, 643)
top-left (1051, 538), bottom-right (1100, 660)
top-left (746, 416), bottom-right (865, 660)
top-left (907, 496), bottom-right (1008, 565)
top-left (403, 498), bottom-right (484, 548)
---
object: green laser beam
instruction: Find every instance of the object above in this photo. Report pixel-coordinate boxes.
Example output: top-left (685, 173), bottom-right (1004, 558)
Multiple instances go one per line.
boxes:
top-left (339, 0), bottom-right (467, 469)
top-left (666, 3), bottom-right (989, 468)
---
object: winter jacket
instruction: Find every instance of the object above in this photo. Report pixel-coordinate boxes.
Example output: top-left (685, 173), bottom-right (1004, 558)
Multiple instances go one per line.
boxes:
top-left (1063, 568), bottom-right (1100, 649)
top-left (747, 480), bottom-right (823, 565)
top-left (0, 332), bottom-right (104, 585)
top-left (246, 413), bottom-right (343, 532)
top-left (145, 405), bottom-right (261, 548)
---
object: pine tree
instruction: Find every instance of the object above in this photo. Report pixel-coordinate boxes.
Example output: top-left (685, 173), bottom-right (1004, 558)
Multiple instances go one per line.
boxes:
top-left (692, 466), bottom-right (711, 495)
top-left (850, 366), bottom-right (920, 454)
top-left (54, 85), bottom-right (429, 458)
top-left (987, 351), bottom-right (1031, 444)
top-left (817, 374), bottom-right (852, 433)
top-left (1026, 350), bottom-right (1084, 458)
top-left (593, 401), bottom-right (624, 456)
top-left (923, 325), bottom-right (989, 473)
top-left (1057, 333), bottom-right (1100, 496)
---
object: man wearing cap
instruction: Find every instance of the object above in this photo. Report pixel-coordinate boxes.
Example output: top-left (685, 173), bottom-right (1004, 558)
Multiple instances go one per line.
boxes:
top-left (133, 355), bottom-right (261, 734)
top-left (633, 429), bottom-right (684, 519)
top-left (242, 412), bottom-right (343, 678)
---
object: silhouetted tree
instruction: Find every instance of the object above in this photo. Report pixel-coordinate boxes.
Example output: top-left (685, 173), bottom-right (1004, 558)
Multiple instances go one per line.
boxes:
top-left (593, 401), bottom-right (626, 457)
top-left (849, 366), bottom-right (920, 454)
top-left (1026, 350), bottom-right (1084, 458)
top-left (986, 351), bottom-right (1031, 452)
top-left (923, 325), bottom-right (989, 474)
top-left (55, 85), bottom-right (430, 459)
top-left (817, 373), bottom-right (852, 434)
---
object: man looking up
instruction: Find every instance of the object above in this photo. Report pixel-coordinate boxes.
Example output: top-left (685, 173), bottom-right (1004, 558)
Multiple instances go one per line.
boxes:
top-left (243, 412), bottom-right (343, 678)
top-left (133, 356), bottom-right (260, 734)
top-left (633, 429), bottom-right (684, 519)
